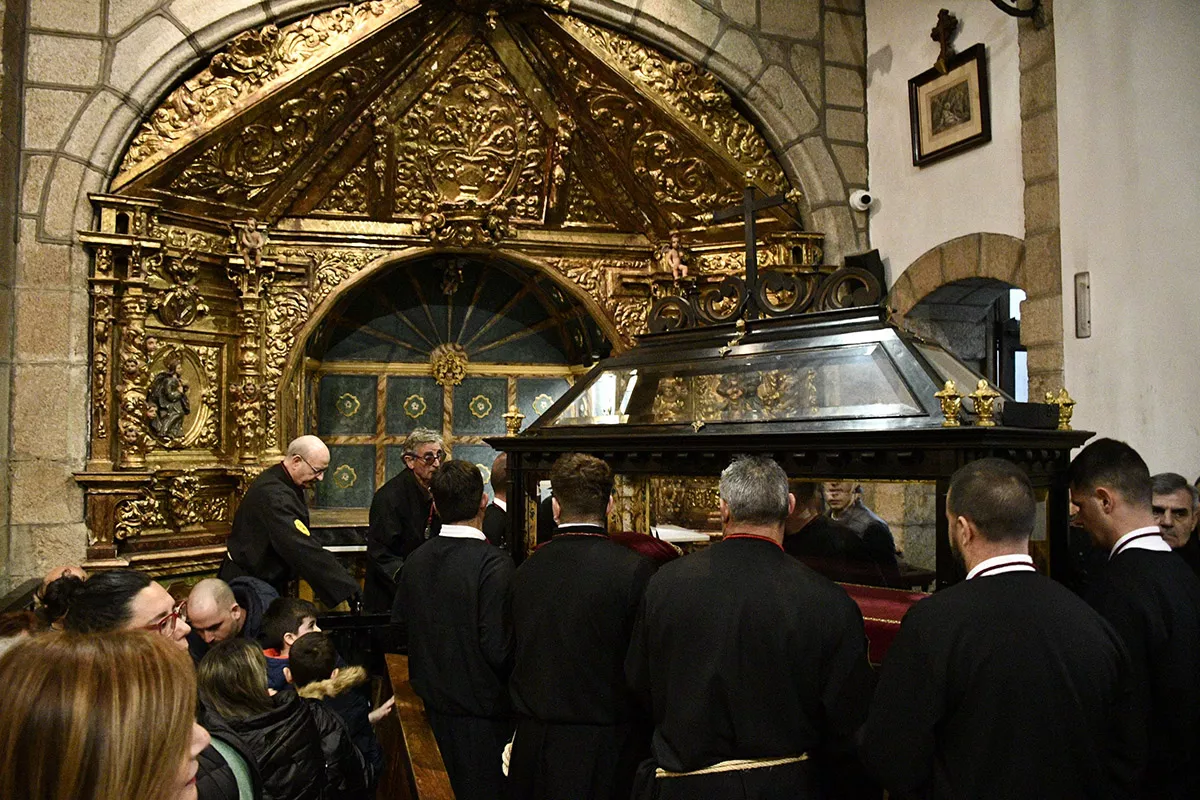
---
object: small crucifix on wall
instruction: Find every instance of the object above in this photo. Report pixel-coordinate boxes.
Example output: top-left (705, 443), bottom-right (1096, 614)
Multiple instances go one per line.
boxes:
top-left (701, 183), bottom-right (801, 320)
top-left (931, 8), bottom-right (959, 74)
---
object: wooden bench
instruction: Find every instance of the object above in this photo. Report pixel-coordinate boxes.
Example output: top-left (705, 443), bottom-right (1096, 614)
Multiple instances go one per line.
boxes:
top-left (378, 654), bottom-right (455, 800)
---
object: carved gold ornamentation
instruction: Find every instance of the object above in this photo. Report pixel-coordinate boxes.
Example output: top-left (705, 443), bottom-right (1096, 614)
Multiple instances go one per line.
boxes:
top-left (503, 405), bottom-right (525, 435)
top-left (116, 289), bottom-right (151, 468)
top-left (318, 158), bottom-right (373, 214)
top-left (308, 249), bottom-right (385, 308)
top-left (393, 41), bottom-right (546, 218)
top-left (166, 472), bottom-right (230, 528)
top-left (559, 16), bottom-right (787, 195)
top-left (114, 487), bottom-right (166, 540)
top-left (117, 0), bottom-right (411, 182)
top-left (230, 377), bottom-right (265, 456)
top-left (152, 249), bottom-right (210, 328)
top-left (431, 343), bottom-right (468, 387)
top-left (194, 345), bottom-right (222, 449)
top-left (935, 380), bottom-right (963, 427)
top-left (262, 284), bottom-right (312, 450)
top-left (91, 288), bottom-right (115, 441)
top-left (969, 379), bottom-right (1001, 427)
top-left (1044, 388), bottom-right (1076, 431)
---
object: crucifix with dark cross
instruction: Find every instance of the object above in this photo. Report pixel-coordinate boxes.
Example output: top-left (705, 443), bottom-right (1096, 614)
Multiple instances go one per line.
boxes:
top-left (701, 184), bottom-right (799, 320)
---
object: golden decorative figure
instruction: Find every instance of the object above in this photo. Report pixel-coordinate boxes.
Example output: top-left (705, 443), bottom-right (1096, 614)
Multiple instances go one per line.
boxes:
top-left (1045, 388), bottom-right (1077, 431)
top-left (934, 379), bottom-right (963, 427)
top-left (658, 232), bottom-right (689, 281)
top-left (503, 405), bottom-right (525, 436)
top-left (430, 343), bottom-right (468, 387)
top-left (968, 379), bottom-right (1001, 427)
top-left (718, 318), bottom-right (747, 357)
top-left (692, 418), bottom-right (706, 432)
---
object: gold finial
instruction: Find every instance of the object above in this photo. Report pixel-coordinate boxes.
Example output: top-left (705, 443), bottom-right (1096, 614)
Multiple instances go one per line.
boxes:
top-left (934, 379), bottom-right (963, 427)
top-left (718, 318), bottom-right (747, 357)
top-left (698, 211), bottom-right (715, 225)
top-left (785, 187), bottom-right (804, 208)
top-left (1045, 388), bottom-right (1076, 431)
top-left (969, 379), bottom-right (1001, 427)
top-left (692, 418), bottom-right (706, 432)
top-left (502, 405), bottom-right (525, 436)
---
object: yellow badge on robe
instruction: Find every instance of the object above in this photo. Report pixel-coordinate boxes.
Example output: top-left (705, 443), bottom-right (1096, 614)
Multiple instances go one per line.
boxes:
top-left (294, 519), bottom-right (311, 536)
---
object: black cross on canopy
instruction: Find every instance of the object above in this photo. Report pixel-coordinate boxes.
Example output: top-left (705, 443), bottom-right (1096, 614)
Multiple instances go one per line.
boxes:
top-left (703, 185), bottom-right (796, 319)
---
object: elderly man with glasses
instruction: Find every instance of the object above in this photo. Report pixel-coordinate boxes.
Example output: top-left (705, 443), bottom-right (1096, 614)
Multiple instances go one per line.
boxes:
top-left (364, 427), bottom-right (446, 611)
top-left (218, 435), bottom-right (360, 609)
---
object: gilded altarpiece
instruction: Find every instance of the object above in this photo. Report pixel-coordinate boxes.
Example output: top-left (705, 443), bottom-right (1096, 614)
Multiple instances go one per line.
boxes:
top-left (76, 0), bottom-right (845, 575)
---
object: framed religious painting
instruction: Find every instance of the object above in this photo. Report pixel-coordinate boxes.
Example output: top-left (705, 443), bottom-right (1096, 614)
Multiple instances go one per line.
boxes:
top-left (909, 43), bottom-right (992, 167)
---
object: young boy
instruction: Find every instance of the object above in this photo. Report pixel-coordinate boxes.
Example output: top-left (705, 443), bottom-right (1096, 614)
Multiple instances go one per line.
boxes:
top-left (289, 632), bottom-right (391, 791)
top-left (260, 597), bottom-right (320, 691)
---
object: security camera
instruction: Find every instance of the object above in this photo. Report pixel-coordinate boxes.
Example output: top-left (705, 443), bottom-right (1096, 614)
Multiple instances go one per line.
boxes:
top-left (850, 189), bottom-right (875, 212)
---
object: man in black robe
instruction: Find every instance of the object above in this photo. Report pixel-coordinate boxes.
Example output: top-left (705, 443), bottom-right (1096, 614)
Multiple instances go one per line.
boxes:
top-left (861, 457), bottom-right (1144, 799)
top-left (626, 455), bottom-right (876, 799)
top-left (784, 480), bottom-right (900, 587)
top-left (393, 460), bottom-right (514, 799)
top-left (1070, 440), bottom-right (1200, 799)
top-left (218, 435), bottom-right (359, 608)
top-left (1151, 471), bottom-right (1200, 578)
top-left (482, 452), bottom-right (511, 558)
top-left (364, 427), bottom-right (443, 611)
top-left (509, 453), bottom-right (657, 800)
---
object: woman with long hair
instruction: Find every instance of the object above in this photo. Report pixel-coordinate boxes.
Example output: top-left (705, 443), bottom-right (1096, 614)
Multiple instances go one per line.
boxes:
top-left (0, 630), bottom-right (209, 800)
top-left (61, 568), bottom-right (192, 650)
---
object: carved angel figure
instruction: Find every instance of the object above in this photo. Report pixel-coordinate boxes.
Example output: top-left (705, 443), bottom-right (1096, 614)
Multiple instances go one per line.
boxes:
top-left (235, 218), bottom-right (268, 270)
top-left (658, 232), bottom-right (689, 281)
top-left (148, 357), bottom-right (190, 441)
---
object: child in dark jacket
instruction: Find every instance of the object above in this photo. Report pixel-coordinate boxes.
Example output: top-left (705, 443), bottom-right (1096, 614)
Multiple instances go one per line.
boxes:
top-left (288, 632), bottom-right (392, 792)
top-left (199, 638), bottom-right (367, 800)
top-left (260, 597), bottom-right (321, 691)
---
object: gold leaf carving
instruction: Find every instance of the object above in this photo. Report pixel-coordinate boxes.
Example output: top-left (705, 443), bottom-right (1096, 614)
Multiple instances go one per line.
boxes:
top-left (559, 16), bottom-right (788, 194)
top-left (393, 41), bottom-right (546, 218)
top-left (118, 0), bottom-right (411, 182)
top-left (318, 158), bottom-right (373, 214)
top-left (262, 283), bottom-right (313, 451)
top-left (309, 249), bottom-right (386, 308)
top-left (431, 343), bottom-right (468, 387)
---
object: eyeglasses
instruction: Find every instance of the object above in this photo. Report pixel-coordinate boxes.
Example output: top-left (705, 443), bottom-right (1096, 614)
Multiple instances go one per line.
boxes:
top-left (299, 454), bottom-right (327, 476)
top-left (144, 601), bottom-right (188, 637)
top-left (405, 450), bottom-right (445, 465)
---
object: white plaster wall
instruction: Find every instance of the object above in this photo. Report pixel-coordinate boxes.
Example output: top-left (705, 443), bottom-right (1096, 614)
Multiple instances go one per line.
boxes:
top-left (865, 0), bottom-right (1024, 280)
top-left (1056, 0), bottom-right (1200, 475)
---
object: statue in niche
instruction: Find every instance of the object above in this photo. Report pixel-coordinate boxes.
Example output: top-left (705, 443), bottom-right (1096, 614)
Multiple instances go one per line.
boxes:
top-left (148, 356), bottom-right (191, 441)
top-left (234, 217), bottom-right (267, 270)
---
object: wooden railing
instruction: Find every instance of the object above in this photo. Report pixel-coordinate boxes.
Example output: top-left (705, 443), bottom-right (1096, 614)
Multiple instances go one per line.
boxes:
top-left (379, 654), bottom-right (455, 800)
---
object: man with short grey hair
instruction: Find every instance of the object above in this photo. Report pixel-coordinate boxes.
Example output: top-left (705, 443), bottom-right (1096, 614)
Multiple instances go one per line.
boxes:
top-left (365, 427), bottom-right (445, 611)
top-left (1151, 472), bottom-right (1200, 577)
top-left (626, 455), bottom-right (875, 798)
top-left (219, 434), bottom-right (360, 608)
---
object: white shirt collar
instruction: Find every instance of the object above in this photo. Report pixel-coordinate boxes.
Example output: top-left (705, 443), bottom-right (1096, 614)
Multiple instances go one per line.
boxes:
top-left (492, 497), bottom-right (507, 512)
top-left (1110, 525), bottom-right (1172, 559)
top-left (438, 524), bottom-right (486, 541)
top-left (966, 553), bottom-right (1036, 580)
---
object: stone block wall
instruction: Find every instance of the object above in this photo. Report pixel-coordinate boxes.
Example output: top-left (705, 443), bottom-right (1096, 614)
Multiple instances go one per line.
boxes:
top-left (2, 0), bottom-right (868, 589)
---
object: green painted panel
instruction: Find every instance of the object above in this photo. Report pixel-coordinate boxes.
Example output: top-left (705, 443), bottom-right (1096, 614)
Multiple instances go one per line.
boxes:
top-left (516, 377), bottom-right (572, 431)
top-left (317, 375), bottom-right (376, 436)
top-left (315, 445), bottom-right (375, 508)
top-left (453, 377), bottom-right (506, 436)
top-left (386, 376), bottom-right (443, 436)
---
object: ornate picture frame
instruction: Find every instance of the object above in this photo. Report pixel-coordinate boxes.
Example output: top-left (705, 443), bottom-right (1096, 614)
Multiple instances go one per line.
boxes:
top-left (909, 43), bottom-right (992, 167)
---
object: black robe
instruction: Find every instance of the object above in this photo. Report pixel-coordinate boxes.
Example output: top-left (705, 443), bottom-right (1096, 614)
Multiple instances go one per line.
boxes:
top-left (1085, 549), bottom-right (1200, 799)
top-left (393, 533), bottom-right (514, 799)
top-left (482, 502), bottom-right (510, 556)
top-left (365, 468), bottom-right (440, 611)
top-left (509, 525), bottom-right (657, 800)
top-left (219, 463), bottom-right (358, 607)
top-left (1175, 533), bottom-right (1200, 580)
top-left (861, 570), bottom-right (1144, 800)
top-left (625, 536), bottom-right (875, 797)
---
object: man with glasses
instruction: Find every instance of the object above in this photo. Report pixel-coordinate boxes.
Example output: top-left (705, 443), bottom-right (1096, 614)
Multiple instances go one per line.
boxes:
top-left (365, 427), bottom-right (445, 611)
top-left (219, 435), bottom-right (360, 609)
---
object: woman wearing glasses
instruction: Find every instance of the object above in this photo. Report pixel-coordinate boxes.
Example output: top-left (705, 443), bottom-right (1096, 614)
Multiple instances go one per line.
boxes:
top-left (0, 630), bottom-right (211, 800)
top-left (62, 567), bottom-right (191, 649)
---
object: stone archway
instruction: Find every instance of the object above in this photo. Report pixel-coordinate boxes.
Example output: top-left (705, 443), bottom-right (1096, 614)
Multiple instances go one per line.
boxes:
top-left (885, 232), bottom-right (1064, 398)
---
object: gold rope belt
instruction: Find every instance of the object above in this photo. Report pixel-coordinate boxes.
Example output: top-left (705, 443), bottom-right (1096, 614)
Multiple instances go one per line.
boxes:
top-left (654, 753), bottom-right (809, 779)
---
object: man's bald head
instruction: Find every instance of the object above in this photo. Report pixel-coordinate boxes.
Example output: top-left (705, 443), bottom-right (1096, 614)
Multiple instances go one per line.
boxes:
top-left (283, 435), bottom-right (329, 488)
top-left (186, 578), bottom-right (244, 644)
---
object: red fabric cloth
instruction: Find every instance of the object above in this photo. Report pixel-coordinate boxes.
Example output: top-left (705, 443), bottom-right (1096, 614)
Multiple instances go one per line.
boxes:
top-left (838, 582), bottom-right (928, 665)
